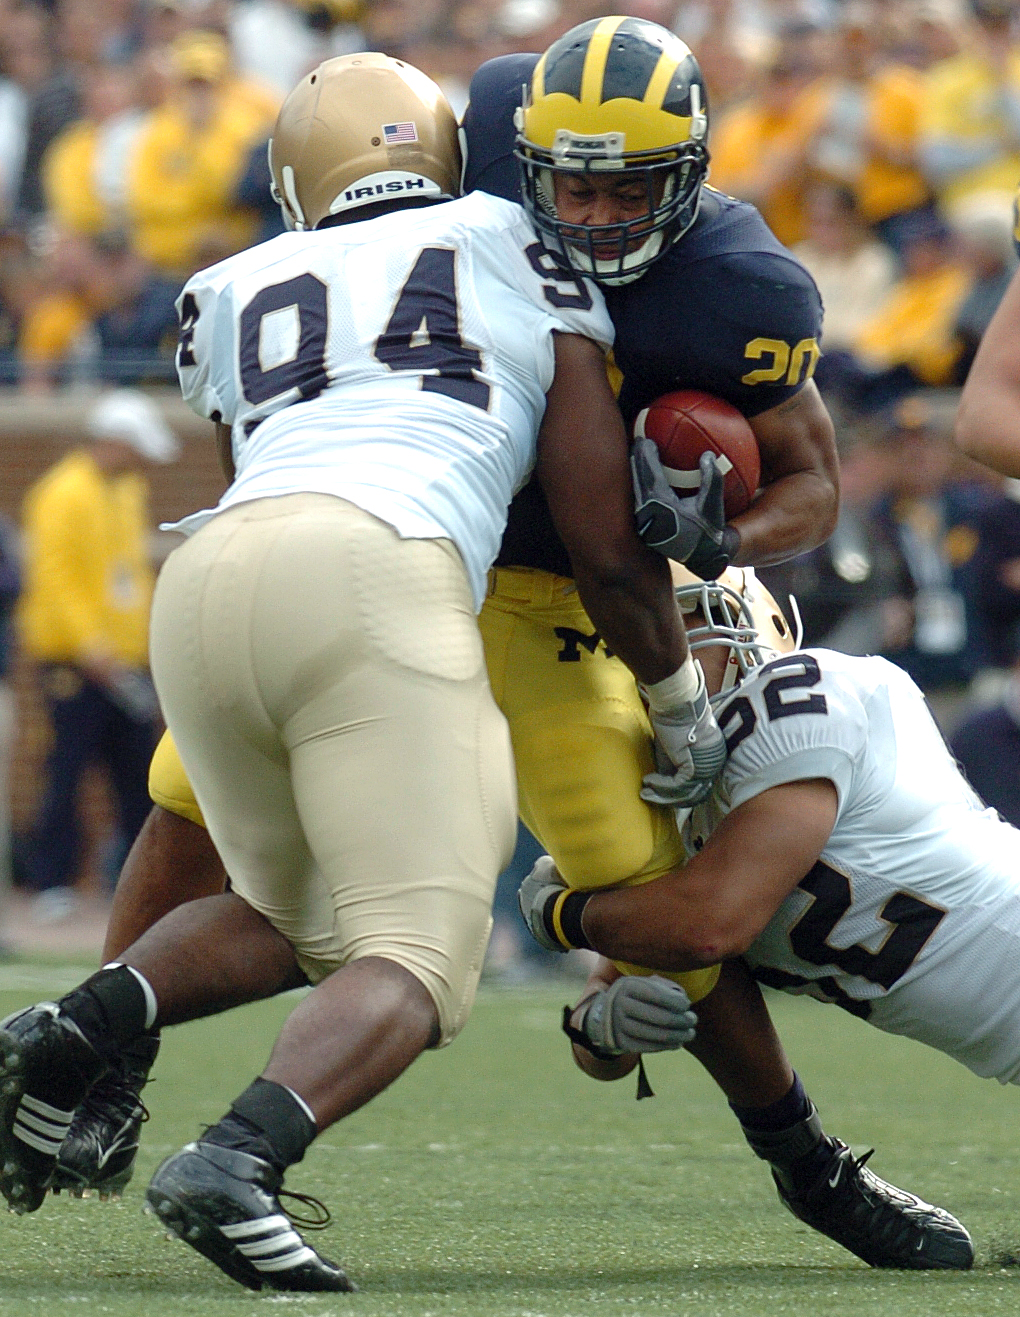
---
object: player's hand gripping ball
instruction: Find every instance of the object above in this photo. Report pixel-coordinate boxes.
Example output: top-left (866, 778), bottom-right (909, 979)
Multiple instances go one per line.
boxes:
top-left (634, 390), bottom-right (760, 519)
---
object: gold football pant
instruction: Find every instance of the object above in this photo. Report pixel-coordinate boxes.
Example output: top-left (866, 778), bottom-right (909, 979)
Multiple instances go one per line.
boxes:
top-left (149, 495), bottom-right (517, 1045)
top-left (150, 560), bottom-right (719, 1004)
top-left (477, 566), bottom-right (717, 1002)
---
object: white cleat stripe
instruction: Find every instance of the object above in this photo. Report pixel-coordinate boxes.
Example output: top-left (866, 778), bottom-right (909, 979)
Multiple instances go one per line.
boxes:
top-left (252, 1247), bottom-right (318, 1272)
top-left (14, 1108), bottom-right (72, 1138)
top-left (220, 1213), bottom-right (291, 1239)
top-left (13, 1124), bottom-right (63, 1155)
top-left (19, 1094), bottom-right (74, 1125)
top-left (236, 1231), bottom-right (306, 1258)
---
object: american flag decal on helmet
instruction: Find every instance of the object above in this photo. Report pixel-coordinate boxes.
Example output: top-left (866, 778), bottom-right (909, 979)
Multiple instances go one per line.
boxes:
top-left (383, 121), bottom-right (418, 144)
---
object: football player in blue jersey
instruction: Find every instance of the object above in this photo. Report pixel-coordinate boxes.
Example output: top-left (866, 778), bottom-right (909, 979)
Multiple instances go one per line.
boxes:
top-left (31, 17), bottom-right (971, 1275)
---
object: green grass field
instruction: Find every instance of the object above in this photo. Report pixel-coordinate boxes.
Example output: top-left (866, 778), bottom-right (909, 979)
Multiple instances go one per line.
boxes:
top-left (0, 961), bottom-right (1019, 1317)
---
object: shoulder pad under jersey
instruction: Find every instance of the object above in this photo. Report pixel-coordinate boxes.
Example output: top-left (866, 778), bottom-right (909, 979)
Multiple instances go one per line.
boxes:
top-left (715, 650), bottom-right (871, 818)
top-left (607, 190), bottom-right (824, 422)
top-left (461, 53), bottom-right (539, 204)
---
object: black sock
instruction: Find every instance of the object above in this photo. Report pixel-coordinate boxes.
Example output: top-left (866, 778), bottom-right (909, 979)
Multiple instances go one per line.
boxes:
top-left (730, 1072), bottom-right (811, 1132)
top-left (201, 1077), bottom-right (317, 1174)
top-left (732, 1074), bottom-right (834, 1194)
top-left (57, 966), bottom-right (154, 1063)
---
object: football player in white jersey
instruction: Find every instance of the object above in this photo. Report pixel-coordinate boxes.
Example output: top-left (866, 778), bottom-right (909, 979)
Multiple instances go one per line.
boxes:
top-left (0, 55), bottom-right (725, 1293)
top-left (520, 573), bottom-right (1019, 1260)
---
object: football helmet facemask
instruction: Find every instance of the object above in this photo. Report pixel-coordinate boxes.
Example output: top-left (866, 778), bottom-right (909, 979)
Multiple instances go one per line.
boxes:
top-left (515, 16), bottom-right (709, 285)
top-left (672, 565), bottom-right (798, 700)
top-left (269, 53), bottom-right (460, 231)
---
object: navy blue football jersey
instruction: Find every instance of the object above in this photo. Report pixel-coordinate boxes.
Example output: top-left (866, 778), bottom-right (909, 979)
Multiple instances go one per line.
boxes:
top-left (462, 54), bottom-right (824, 576)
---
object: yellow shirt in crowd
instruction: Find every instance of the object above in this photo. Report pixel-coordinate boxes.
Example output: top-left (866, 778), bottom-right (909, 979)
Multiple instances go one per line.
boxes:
top-left (851, 262), bottom-right (973, 385)
top-left (18, 293), bottom-right (90, 366)
top-left (922, 45), bottom-right (1020, 207)
top-left (41, 121), bottom-right (110, 236)
top-left (125, 81), bottom-right (279, 277)
top-left (18, 449), bottom-right (154, 667)
top-left (708, 81), bottom-right (829, 246)
top-left (710, 66), bottom-right (929, 244)
top-left (833, 65), bottom-right (930, 225)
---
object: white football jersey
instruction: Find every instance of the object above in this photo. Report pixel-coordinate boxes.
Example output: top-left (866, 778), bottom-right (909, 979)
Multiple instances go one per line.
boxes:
top-left (683, 648), bottom-right (1020, 1084)
top-left (171, 192), bottom-right (613, 608)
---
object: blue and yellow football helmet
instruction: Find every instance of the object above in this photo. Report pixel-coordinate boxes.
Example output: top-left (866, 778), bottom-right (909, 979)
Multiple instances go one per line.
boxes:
top-left (515, 16), bottom-right (709, 285)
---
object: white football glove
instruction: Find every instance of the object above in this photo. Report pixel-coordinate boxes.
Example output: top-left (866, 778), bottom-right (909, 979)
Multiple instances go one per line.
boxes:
top-left (576, 976), bottom-right (697, 1055)
top-left (641, 661), bottom-right (727, 808)
top-left (517, 855), bottom-right (569, 953)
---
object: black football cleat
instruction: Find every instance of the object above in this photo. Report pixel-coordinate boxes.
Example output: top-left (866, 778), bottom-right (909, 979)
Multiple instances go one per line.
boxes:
top-left (52, 1033), bottom-right (159, 1199)
top-left (146, 1142), bottom-right (355, 1292)
top-left (0, 1003), bottom-right (108, 1213)
top-left (776, 1139), bottom-right (974, 1270)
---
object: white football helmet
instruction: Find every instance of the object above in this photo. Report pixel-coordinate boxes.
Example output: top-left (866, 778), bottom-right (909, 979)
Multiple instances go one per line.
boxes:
top-left (671, 564), bottom-right (798, 699)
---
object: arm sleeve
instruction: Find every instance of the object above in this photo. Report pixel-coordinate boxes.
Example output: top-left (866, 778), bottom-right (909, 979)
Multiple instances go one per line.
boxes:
top-left (175, 273), bottom-right (230, 422)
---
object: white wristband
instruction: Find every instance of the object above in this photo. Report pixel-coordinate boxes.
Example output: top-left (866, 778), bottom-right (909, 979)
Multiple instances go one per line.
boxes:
top-left (643, 654), bottom-right (701, 713)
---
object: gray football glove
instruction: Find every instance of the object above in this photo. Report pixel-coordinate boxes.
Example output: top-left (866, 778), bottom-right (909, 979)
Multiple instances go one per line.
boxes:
top-left (641, 661), bottom-right (727, 808)
top-left (631, 441), bottom-right (737, 579)
top-left (517, 855), bottom-right (569, 953)
top-left (577, 976), bottom-right (698, 1055)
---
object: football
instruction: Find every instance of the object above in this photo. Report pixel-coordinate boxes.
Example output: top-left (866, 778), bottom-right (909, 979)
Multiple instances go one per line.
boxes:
top-left (633, 390), bottom-right (760, 519)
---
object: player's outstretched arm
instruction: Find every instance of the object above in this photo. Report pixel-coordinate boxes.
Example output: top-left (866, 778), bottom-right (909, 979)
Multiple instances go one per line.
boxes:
top-left (734, 381), bottom-right (839, 567)
top-left (955, 262), bottom-right (1020, 477)
top-left (536, 331), bottom-right (688, 685)
top-left (538, 332), bottom-right (727, 805)
top-left (538, 778), bottom-right (838, 970)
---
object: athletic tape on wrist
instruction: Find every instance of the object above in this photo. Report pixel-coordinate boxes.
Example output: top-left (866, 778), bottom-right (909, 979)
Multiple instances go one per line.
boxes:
top-left (643, 654), bottom-right (700, 713)
top-left (543, 889), bottom-right (594, 951)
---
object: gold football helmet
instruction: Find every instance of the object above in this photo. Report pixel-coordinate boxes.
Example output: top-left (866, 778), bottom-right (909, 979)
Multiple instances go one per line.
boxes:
top-left (268, 53), bottom-right (461, 231)
top-left (671, 564), bottom-right (797, 697)
top-left (516, 16), bottom-right (709, 284)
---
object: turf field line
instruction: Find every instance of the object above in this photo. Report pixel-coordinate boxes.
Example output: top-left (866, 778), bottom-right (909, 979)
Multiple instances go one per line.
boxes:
top-left (0, 966), bottom-right (101, 993)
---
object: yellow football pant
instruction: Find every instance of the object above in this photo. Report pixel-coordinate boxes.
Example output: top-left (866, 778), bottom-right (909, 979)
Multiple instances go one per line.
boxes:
top-left (150, 562), bottom-right (720, 1003)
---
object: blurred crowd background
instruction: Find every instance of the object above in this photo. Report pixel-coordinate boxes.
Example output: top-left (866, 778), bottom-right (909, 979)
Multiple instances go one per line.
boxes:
top-left (2, 0), bottom-right (1020, 965)
top-left (4, 0), bottom-right (1020, 394)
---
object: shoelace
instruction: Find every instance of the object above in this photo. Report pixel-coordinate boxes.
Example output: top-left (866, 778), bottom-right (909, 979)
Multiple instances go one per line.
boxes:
top-left (74, 1078), bottom-right (150, 1129)
top-left (279, 1188), bottom-right (331, 1231)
